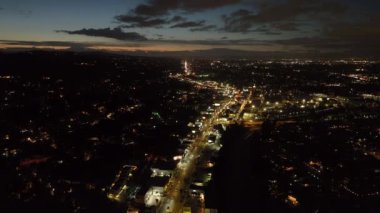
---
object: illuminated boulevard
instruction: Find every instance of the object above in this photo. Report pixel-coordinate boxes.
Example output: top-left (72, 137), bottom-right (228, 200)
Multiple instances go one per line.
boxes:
top-left (157, 62), bottom-right (252, 212)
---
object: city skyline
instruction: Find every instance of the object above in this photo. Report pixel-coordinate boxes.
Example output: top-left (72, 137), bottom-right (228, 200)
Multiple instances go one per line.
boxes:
top-left (1, 0), bottom-right (380, 58)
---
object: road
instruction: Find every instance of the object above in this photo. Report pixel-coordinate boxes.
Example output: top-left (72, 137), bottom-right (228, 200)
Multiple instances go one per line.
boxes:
top-left (157, 98), bottom-right (233, 212)
top-left (235, 90), bottom-right (252, 121)
top-left (157, 85), bottom-right (252, 212)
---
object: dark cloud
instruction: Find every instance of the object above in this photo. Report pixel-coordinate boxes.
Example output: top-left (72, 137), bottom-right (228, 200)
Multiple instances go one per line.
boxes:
top-left (324, 15), bottom-right (380, 41)
top-left (170, 15), bottom-right (186, 22)
top-left (116, 15), bottom-right (168, 28)
top-left (117, 14), bottom-right (216, 31)
top-left (154, 34), bottom-right (164, 40)
top-left (115, 0), bottom-right (240, 29)
top-left (133, 3), bottom-right (166, 16)
top-left (222, 0), bottom-right (346, 32)
top-left (270, 22), bottom-right (298, 31)
top-left (222, 9), bottom-right (252, 32)
top-left (116, 14), bottom-right (189, 28)
top-left (245, 22), bottom-right (298, 35)
top-left (170, 20), bottom-right (205, 28)
top-left (190, 25), bottom-right (218, 32)
top-left (217, 0), bottom-right (379, 56)
top-left (56, 28), bottom-right (147, 41)
top-left (268, 13), bottom-right (380, 56)
top-left (150, 38), bottom-right (268, 46)
top-left (262, 31), bottom-right (282, 35)
top-left (132, 0), bottom-right (241, 16)
top-left (273, 32), bottom-right (380, 56)
top-left (249, 25), bottom-right (281, 35)
top-left (321, 15), bottom-right (380, 55)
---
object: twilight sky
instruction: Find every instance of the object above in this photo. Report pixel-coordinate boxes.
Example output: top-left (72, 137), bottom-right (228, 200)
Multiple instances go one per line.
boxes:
top-left (1, 0), bottom-right (380, 57)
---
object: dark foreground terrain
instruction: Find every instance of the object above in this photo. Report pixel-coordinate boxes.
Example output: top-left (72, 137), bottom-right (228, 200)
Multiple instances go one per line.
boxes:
top-left (0, 52), bottom-right (379, 213)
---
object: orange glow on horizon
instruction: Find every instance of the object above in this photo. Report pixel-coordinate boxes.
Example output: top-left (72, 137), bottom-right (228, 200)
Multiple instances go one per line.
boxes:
top-left (0, 44), bottom-right (69, 50)
top-left (88, 44), bottom-right (212, 52)
top-left (0, 43), bottom-right (213, 52)
top-left (0, 41), bottom-right (283, 53)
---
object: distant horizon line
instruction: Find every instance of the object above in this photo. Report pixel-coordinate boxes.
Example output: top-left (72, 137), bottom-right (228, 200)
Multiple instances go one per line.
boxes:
top-left (1, 48), bottom-right (379, 61)
top-left (1, 38), bottom-right (379, 61)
